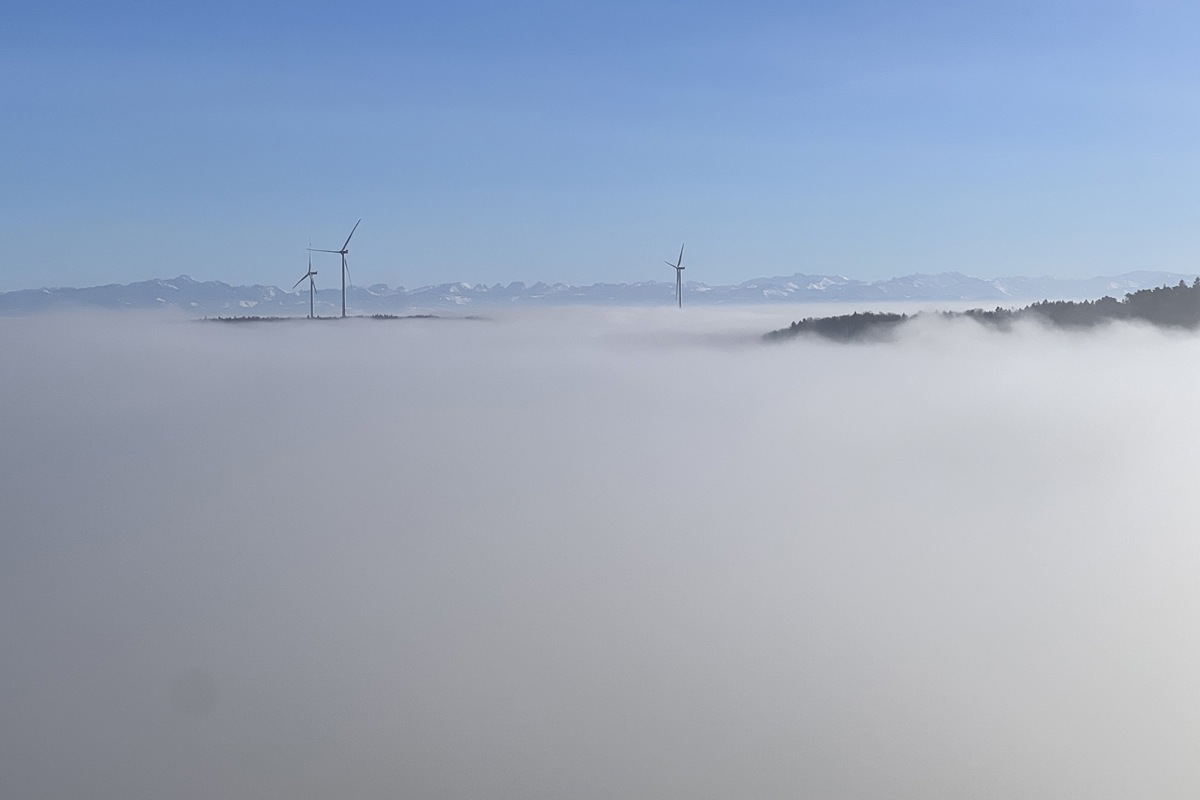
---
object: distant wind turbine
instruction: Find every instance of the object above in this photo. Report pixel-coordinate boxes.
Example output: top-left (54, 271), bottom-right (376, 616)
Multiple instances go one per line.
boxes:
top-left (292, 248), bottom-right (318, 319)
top-left (665, 243), bottom-right (685, 308)
top-left (309, 219), bottom-right (360, 318)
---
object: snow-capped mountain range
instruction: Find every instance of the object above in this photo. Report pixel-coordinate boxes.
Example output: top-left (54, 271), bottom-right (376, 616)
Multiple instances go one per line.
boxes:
top-left (1, 271), bottom-right (1194, 316)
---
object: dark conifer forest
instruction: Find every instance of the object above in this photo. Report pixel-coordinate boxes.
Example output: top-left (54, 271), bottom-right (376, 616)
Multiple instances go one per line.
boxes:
top-left (765, 279), bottom-right (1200, 342)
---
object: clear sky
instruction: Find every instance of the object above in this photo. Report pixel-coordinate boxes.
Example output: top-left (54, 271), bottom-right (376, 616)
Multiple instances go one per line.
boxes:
top-left (3, 0), bottom-right (1200, 291)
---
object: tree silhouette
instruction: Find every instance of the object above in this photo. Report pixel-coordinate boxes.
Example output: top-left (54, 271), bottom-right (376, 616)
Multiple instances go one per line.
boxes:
top-left (766, 278), bottom-right (1200, 342)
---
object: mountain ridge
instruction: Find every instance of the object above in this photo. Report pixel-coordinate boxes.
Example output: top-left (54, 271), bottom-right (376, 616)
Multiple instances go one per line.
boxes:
top-left (1, 270), bottom-right (1194, 316)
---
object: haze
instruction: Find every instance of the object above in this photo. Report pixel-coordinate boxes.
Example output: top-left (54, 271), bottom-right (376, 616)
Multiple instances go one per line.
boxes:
top-left (4, 307), bottom-right (1200, 798)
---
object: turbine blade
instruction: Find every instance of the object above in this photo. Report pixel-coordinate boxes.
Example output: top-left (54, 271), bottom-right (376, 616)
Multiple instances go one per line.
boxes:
top-left (343, 257), bottom-right (352, 285)
top-left (342, 218), bottom-right (361, 250)
top-left (677, 243), bottom-right (685, 267)
top-left (309, 248), bottom-right (340, 253)
top-left (292, 276), bottom-right (306, 290)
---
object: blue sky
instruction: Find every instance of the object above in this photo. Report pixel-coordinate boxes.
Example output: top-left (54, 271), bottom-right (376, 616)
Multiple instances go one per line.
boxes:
top-left (3, 0), bottom-right (1200, 291)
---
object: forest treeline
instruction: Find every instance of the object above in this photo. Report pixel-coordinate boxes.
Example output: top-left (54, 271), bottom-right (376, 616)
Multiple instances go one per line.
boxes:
top-left (765, 278), bottom-right (1200, 342)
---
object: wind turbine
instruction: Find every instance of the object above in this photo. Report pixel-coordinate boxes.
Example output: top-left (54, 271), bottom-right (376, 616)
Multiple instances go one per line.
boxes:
top-left (310, 219), bottom-right (360, 318)
top-left (665, 243), bottom-right (685, 308)
top-left (292, 248), bottom-right (318, 319)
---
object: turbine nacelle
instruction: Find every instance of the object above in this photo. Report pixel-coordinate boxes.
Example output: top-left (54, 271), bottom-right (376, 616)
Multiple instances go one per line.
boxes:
top-left (291, 270), bottom-right (318, 291)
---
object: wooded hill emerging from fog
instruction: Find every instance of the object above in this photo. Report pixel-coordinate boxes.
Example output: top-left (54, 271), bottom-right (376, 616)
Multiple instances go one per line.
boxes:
top-left (766, 279), bottom-right (1200, 342)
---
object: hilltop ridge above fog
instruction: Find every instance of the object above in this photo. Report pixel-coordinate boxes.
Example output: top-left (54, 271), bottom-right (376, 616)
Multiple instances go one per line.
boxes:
top-left (767, 279), bottom-right (1200, 342)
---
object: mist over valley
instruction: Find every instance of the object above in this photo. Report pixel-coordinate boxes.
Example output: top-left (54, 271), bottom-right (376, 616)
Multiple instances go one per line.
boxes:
top-left (4, 306), bottom-right (1200, 798)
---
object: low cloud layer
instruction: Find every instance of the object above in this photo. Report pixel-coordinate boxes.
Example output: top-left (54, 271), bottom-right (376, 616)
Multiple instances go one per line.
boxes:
top-left (4, 307), bottom-right (1200, 798)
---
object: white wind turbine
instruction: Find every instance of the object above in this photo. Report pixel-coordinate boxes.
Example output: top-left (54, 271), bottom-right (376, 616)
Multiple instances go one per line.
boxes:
top-left (665, 243), bottom-right (685, 308)
top-left (292, 248), bottom-right (318, 319)
top-left (309, 219), bottom-right (360, 318)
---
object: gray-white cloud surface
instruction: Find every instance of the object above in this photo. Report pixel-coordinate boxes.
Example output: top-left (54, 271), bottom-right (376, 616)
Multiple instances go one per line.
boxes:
top-left (3, 307), bottom-right (1200, 799)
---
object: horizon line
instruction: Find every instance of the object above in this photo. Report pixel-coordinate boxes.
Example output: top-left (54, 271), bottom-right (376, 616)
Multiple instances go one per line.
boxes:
top-left (6, 267), bottom-right (1199, 295)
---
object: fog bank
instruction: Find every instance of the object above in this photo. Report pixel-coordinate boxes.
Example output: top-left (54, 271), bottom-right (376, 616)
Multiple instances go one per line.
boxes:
top-left (3, 307), bottom-right (1200, 798)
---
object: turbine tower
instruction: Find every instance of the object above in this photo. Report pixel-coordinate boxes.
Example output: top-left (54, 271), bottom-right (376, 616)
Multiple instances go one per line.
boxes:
top-left (310, 219), bottom-right (360, 318)
top-left (292, 249), bottom-right (318, 319)
top-left (665, 243), bottom-right (685, 308)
